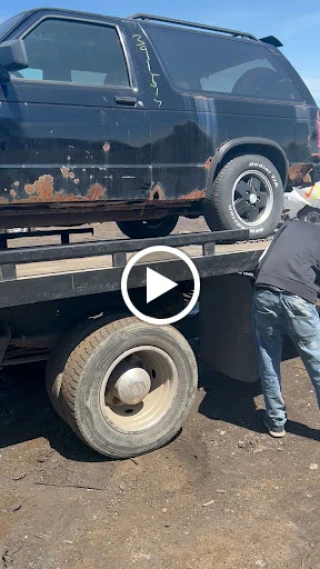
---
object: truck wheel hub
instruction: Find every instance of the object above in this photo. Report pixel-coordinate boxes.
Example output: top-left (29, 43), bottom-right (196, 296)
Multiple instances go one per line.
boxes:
top-left (110, 357), bottom-right (151, 405)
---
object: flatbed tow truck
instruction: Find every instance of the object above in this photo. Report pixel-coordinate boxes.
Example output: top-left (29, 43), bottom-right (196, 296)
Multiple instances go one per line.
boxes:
top-left (0, 227), bottom-right (267, 458)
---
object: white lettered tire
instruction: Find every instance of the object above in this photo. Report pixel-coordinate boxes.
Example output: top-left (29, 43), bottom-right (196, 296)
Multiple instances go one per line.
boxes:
top-left (205, 154), bottom-right (283, 239)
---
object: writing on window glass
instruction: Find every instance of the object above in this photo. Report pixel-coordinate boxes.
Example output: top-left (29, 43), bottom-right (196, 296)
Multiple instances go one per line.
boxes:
top-left (133, 34), bottom-right (162, 108)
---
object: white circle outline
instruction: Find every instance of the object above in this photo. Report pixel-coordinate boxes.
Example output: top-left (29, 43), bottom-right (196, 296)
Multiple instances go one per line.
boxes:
top-left (121, 246), bottom-right (200, 325)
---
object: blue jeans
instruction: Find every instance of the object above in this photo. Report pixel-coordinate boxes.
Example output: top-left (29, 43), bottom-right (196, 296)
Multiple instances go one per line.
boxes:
top-left (252, 288), bottom-right (320, 428)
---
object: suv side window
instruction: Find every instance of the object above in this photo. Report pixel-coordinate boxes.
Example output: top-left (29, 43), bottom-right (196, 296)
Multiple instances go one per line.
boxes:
top-left (11, 18), bottom-right (130, 87)
top-left (145, 25), bottom-right (302, 102)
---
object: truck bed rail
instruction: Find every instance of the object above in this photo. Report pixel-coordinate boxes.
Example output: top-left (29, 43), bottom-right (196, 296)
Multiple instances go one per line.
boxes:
top-left (0, 229), bottom-right (248, 268)
top-left (0, 228), bottom-right (262, 310)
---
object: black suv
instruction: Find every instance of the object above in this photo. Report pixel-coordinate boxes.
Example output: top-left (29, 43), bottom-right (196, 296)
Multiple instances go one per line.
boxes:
top-left (0, 9), bottom-right (319, 238)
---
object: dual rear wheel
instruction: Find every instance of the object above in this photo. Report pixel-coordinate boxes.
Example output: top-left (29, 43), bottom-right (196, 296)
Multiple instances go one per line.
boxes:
top-left (46, 316), bottom-right (198, 458)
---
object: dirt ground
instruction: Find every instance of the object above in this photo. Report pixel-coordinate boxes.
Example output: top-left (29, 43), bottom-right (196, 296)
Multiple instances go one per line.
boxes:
top-left (1, 352), bottom-right (320, 569)
top-left (1, 219), bottom-right (320, 569)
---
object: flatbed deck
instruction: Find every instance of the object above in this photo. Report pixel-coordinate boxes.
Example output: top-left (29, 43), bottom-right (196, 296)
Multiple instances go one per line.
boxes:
top-left (14, 239), bottom-right (266, 279)
top-left (0, 223), bottom-right (265, 309)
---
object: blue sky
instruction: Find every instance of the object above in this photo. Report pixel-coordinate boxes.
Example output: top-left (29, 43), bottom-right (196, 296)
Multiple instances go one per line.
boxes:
top-left (1, 0), bottom-right (319, 104)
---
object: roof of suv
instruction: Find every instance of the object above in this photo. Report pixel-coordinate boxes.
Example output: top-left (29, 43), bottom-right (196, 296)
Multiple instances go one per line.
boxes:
top-left (8, 8), bottom-right (283, 48)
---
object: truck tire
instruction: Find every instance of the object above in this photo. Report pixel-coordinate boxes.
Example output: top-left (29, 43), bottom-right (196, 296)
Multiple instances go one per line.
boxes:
top-left (46, 314), bottom-right (126, 419)
top-left (205, 155), bottom-right (283, 239)
top-left (58, 317), bottom-right (198, 458)
top-left (117, 216), bottom-right (179, 239)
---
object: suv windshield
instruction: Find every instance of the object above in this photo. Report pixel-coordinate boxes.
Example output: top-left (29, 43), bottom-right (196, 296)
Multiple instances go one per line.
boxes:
top-left (0, 13), bottom-right (26, 41)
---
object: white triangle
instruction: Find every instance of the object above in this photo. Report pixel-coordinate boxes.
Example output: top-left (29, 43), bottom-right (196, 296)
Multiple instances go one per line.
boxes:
top-left (146, 267), bottom-right (178, 304)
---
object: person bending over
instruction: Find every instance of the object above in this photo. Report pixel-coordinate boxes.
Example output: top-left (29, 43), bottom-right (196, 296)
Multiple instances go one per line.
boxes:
top-left (253, 219), bottom-right (320, 437)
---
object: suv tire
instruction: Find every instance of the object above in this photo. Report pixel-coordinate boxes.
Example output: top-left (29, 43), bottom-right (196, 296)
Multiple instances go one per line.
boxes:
top-left (205, 154), bottom-right (283, 239)
top-left (117, 216), bottom-right (179, 239)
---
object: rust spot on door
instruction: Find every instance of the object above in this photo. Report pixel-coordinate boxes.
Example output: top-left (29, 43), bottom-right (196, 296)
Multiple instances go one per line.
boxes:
top-left (5, 174), bottom-right (106, 204)
top-left (36, 175), bottom-right (54, 200)
top-left (149, 184), bottom-right (165, 200)
top-left (204, 157), bottom-right (213, 170)
top-left (60, 167), bottom-right (75, 180)
top-left (25, 183), bottom-right (37, 195)
top-left (181, 189), bottom-right (206, 200)
top-left (60, 167), bottom-right (70, 178)
top-left (24, 175), bottom-right (54, 200)
top-left (87, 184), bottom-right (105, 200)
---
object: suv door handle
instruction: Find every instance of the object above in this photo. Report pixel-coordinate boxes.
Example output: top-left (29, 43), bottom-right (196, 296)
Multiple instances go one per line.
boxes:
top-left (115, 96), bottom-right (138, 106)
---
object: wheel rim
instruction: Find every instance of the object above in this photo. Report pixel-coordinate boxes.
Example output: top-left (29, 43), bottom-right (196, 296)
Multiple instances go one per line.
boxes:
top-left (100, 346), bottom-right (178, 432)
top-left (304, 210), bottom-right (320, 224)
top-left (231, 170), bottom-right (274, 227)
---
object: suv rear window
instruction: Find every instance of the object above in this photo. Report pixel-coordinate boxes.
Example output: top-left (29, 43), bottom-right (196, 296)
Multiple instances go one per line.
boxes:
top-left (145, 25), bottom-right (302, 102)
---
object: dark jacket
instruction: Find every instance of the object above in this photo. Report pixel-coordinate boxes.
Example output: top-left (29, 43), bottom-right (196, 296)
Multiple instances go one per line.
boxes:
top-left (255, 220), bottom-right (320, 303)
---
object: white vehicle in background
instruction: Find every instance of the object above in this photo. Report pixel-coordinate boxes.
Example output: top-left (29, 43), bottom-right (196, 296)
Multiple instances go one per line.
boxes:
top-left (283, 182), bottom-right (320, 224)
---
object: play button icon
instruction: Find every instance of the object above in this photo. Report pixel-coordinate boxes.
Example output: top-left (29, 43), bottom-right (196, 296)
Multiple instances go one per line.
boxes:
top-left (121, 245), bottom-right (200, 325)
top-left (146, 268), bottom-right (178, 304)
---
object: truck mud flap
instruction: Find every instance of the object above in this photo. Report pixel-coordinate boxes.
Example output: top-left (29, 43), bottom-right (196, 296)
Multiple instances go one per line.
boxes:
top-left (200, 274), bottom-right (258, 383)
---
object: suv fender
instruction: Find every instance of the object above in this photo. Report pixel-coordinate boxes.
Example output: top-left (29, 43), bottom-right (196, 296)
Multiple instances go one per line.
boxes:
top-left (206, 137), bottom-right (289, 191)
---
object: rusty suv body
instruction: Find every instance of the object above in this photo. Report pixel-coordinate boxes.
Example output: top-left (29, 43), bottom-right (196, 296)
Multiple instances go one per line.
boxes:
top-left (0, 9), bottom-right (319, 238)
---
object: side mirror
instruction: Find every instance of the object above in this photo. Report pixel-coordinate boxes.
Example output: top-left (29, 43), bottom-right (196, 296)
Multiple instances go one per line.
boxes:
top-left (0, 39), bottom-right (28, 80)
